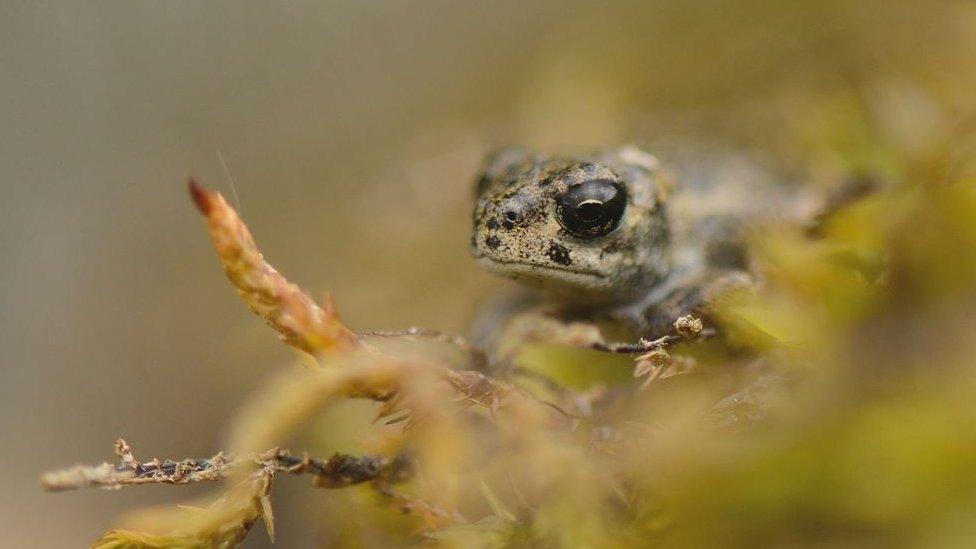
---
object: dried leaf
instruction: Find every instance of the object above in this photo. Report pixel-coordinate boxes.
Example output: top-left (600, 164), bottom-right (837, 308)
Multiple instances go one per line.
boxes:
top-left (673, 315), bottom-right (704, 339)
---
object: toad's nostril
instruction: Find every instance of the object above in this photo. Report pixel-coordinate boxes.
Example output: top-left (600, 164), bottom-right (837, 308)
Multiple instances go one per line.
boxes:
top-left (501, 210), bottom-right (520, 230)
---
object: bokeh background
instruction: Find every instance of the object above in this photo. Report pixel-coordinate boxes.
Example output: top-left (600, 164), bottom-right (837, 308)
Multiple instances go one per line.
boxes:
top-left (4, 1), bottom-right (976, 546)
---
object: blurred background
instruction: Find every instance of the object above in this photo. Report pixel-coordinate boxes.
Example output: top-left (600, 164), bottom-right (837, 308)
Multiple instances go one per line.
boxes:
top-left (3, 1), bottom-right (976, 546)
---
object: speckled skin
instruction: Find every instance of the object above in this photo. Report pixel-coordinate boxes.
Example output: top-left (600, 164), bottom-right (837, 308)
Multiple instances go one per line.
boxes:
top-left (472, 147), bottom-right (671, 302)
top-left (471, 146), bottom-right (764, 338)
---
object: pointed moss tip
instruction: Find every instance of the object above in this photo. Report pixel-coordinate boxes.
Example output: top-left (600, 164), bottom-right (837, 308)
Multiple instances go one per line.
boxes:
top-left (188, 178), bottom-right (215, 215)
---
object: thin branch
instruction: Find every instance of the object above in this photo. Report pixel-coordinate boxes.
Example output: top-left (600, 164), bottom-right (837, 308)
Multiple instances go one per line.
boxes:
top-left (588, 315), bottom-right (714, 354)
top-left (361, 327), bottom-right (488, 369)
top-left (361, 316), bottom-right (710, 361)
top-left (41, 438), bottom-right (412, 493)
top-left (588, 334), bottom-right (683, 354)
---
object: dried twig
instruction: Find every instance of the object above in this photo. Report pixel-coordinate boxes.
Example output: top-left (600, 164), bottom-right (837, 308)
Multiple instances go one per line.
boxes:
top-left (361, 327), bottom-right (489, 369)
top-left (589, 333), bottom-right (683, 354)
top-left (616, 316), bottom-right (707, 389)
top-left (589, 315), bottom-right (711, 354)
top-left (41, 438), bottom-right (412, 493)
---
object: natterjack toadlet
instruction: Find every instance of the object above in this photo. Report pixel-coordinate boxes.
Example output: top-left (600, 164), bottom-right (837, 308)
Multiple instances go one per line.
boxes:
top-left (470, 145), bottom-right (808, 340)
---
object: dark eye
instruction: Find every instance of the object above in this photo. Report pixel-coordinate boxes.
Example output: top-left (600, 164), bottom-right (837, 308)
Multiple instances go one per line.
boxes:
top-left (556, 179), bottom-right (627, 238)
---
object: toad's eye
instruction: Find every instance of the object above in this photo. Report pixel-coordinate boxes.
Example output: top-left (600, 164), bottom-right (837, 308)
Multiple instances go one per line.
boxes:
top-left (556, 179), bottom-right (627, 238)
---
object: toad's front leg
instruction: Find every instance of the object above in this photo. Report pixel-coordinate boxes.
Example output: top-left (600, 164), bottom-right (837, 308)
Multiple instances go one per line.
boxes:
top-left (616, 268), bottom-right (755, 341)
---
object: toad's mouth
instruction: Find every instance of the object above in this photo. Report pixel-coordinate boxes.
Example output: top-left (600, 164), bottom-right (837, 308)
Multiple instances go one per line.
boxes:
top-left (473, 254), bottom-right (607, 281)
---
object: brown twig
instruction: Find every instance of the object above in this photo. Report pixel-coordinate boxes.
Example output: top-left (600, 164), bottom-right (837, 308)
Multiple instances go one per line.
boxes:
top-left (589, 315), bottom-right (713, 354)
top-left (361, 328), bottom-right (489, 369)
top-left (588, 334), bottom-right (683, 354)
top-left (41, 438), bottom-right (412, 493)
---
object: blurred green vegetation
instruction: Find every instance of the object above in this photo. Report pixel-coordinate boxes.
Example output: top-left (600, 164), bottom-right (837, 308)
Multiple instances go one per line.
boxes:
top-left (11, 0), bottom-right (976, 547)
top-left (289, 1), bottom-right (976, 545)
